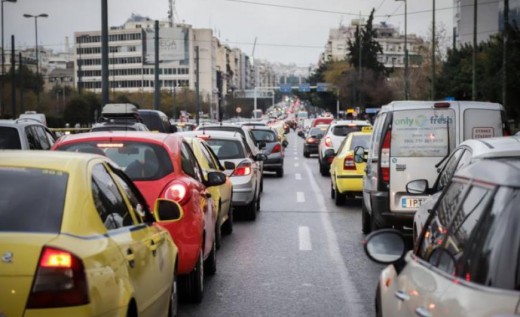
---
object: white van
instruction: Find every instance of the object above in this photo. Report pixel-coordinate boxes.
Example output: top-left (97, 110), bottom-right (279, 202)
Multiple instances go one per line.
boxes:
top-left (361, 100), bottom-right (510, 233)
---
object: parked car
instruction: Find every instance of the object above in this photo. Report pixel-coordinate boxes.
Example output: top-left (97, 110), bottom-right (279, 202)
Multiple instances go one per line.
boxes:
top-left (52, 131), bottom-right (226, 302)
top-left (185, 130), bottom-right (266, 220)
top-left (247, 126), bottom-right (287, 177)
top-left (0, 150), bottom-right (182, 317)
top-left (0, 119), bottom-right (57, 150)
top-left (180, 134), bottom-right (234, 249)
top-left (300, 125), bottom-right (329, 157)
top-left (329, 128), bottom-right (372, 205)
top-left (318, 120), bottom-right (372, 176)
top-left (408, 135), bottom-right (520, 243)
top-left (364, 157), bottom-right (520, 317)
top-left (362, 100), bottom-right (511, 233)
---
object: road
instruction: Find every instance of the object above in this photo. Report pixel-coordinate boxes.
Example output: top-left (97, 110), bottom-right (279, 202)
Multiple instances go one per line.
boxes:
top-left (178, 131), bottom-right (386, 317)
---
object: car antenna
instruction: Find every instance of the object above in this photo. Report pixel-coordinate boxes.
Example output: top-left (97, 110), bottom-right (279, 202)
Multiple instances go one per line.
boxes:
top-left (435, 116), bottom-right (451, 169)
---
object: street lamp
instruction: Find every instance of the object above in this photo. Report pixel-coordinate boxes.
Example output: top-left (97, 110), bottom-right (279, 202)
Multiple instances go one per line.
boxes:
top-left (396, 0), bottom-right (409, 100)
top-left (23, 12), bottom-right (48, 107)
top-left (1, 0), bottom-right (16, 116)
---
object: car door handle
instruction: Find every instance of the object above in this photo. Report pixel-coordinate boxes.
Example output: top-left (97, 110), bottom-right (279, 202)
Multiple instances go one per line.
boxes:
top-left (415, 307), bottom-right (431, 317)
top-left (126, 249), bottom-right (135, 268)
top-left (203, 191), bottom-right (212, 199)
top-left (394, 290), bottom-right (410, 301)
top-left (149, 239), bottom-right (159, 255)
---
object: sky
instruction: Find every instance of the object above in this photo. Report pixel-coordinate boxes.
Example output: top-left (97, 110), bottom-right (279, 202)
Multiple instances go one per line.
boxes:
top-left (2, 0), bottom-right (454, 66)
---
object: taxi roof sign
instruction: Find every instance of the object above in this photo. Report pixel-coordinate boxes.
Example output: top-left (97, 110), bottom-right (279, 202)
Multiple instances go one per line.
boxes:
top-left (361, 126), bottom-right (373, 132)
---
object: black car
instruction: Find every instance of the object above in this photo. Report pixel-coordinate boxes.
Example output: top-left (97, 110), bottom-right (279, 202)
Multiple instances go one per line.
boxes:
top-left (301, 126), bottom-right (327, 157)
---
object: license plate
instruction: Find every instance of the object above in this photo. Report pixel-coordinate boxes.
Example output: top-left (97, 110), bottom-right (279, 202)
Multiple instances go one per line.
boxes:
top-left (401, 197), bottom-right (425, 208)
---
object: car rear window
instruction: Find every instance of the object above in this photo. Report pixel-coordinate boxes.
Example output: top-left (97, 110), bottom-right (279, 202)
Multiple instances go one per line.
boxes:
top-left (391, 109), bottom-right (456, 157)
top-left (250, 130), bottom-right (276, 142)
top-left (56, 141), bottom-right (173, 180)
top-left (332, 125), bottom-right (365, 137)
top-left (0, 167), bottom-right (67, 233)
top-left (206, 139), bottom-right (245, 159)
top-left (0, 127), bottom-right (22, 149)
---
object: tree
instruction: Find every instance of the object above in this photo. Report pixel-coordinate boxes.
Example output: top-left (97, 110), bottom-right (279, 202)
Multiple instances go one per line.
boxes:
top-left (63, 97), bottom-right (90, 126)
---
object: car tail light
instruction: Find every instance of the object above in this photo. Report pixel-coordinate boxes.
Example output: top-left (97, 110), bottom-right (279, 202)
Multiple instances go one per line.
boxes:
top-left (343, 155), bottom-right (356, 170)
top-left (26, 247), bottom-right (89, 308)
top-left (306, 137), bottom-right (317, 144)
top-left (433, 102), bottom-right (451, 108)
top-left (164, 182), bottom-right (191, 205)
top-left (271, 144), bottom-right (282, 154)
top-left (324, 136), bottom-right (332, 148)
top-left (381, 130), bottom-right (391, 183)
top-left (232, 161), bottom-right (252, 176)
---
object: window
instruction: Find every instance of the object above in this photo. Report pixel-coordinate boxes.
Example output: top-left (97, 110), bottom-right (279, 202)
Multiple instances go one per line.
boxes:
top-left (91, 164), bottom-right (134, 230)
top-left (181, 142), bottom-right (202, 182)
top-left (32, 126), bottom-right (51, 150)
top-left (198, 141), bottom-right (218, 170)
top-left (0, 127), bottom-right (22, 149)
top-left (369, 112), bottom-right (387, 160)
top-left (110, 167), bottom-right (152, 223)
top-left (25, 126), bottom-right (41, 150)
top-left (436, 148), bottom-right (466, 191)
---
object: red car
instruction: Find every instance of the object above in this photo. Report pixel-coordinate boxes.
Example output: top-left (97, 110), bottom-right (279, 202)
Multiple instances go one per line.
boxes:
top-left (52, 131), bottom-right (225, 303)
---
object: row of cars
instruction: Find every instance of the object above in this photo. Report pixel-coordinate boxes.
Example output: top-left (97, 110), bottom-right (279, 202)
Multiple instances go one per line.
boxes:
top-left (0, 114), bottom-right (288, 316)
top-left (319, 100), bottom-right (520, 317)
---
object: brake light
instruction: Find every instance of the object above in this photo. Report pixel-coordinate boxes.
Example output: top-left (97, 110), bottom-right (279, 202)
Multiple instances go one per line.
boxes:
top-left (434, 102), bottom-right (450, 108)
top-left (232, 161), bottom-right (252, 176)
top-left (381, 130), bottom-right (391, 183)
top-left (343, 155), bottom-right (356, 170)
top-left (26, 247), bottom-right (89, 308)
top-left (306, 137), bottom-right (317, 144)
top-left (164, 182), bottom-right (191, 204)
top-left (271, 144), bottom-right (282, 154)
top-left (324, 136), bottom-right (332, 148)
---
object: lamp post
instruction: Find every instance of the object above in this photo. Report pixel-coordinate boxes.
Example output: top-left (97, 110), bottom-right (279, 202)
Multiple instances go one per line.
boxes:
top-left (396, 0), bottom-right (409, 100)
top-left (1, 0), bottom-right (16, 117)
top-left (23, 12), bottom-right (48, 108)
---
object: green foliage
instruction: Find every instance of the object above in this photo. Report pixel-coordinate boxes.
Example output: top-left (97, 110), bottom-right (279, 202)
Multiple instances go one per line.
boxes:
top-left (63, 97), bottom-right (90, 126)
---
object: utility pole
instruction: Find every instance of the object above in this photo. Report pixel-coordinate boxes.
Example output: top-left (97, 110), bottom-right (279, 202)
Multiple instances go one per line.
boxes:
top-left (195, 46), bottom-right (200, 125)
top-left (10, 35), bottom-right (15, 117)
top-left (431, 0), bottom-right (436, 100)
top-left (101, 0), bottom-right (109, 105)
top-left (503, 0), bottom-right (509, 108)
top-left (19, 52), bottom-right (23, 113)
top-left (472, 0), bottom-right (477, 101)
top-left (153, 20), bottom-right (160, 110)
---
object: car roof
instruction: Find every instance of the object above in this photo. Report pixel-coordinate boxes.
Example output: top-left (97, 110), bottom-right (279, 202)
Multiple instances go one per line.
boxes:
top-left (382, 100), bottom-right (504, 111)
top-left (55, 131), bottom-right (174, 144)
top-left (457, 136), bottom-right (520, 159)
top-left (330, 120), bottom-right (372, 126)
top-left (0, 150), bottom-right (106, 171)
top-left (454, 158), bottom-right (520, 187)
top-left (177, 130), bottom-right (244, 141)
top-left (0, 119), bottom-right (46, 128)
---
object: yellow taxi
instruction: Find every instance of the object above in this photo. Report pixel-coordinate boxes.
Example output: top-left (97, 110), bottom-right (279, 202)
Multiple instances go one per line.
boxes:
top-left (330, 127), bottom-right (372, 206)
top-left (181, 135), bottom-right (234, 249)
top-left (0, 151), bottom-right (183, 317)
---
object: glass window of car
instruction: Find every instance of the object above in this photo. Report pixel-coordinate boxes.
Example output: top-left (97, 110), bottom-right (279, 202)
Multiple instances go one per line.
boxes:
top-left (436, 148), bottom-right (466, 191)
top-left (250, 130), bottom-right (276, 142)
top-left (0, 167), bottom-right (67, 233)
top-left (33, 126), bottom-right (51, 150)
top-left (331, 125), bottom-right (364, 137)
top-left (92, 164), bottom-right (134, 230)
top-left (368, 112), bottom-right (387, 160)
top-left (198, 141), bottom-right (218, 170)
top-left (181, 142), bottom-right (203, 182)
top-left (206, 139), bottom-right (245, 159)
top-left (25, 126), bottom-right (42, 149)
top-left (0, 127), bottom-right (22, 149)
top-left (458, 186), bottom-right (520, 290)
top-left (350, 134), bottom-right (371, 150)
top-left (391, 109), bottom-right (456, 157)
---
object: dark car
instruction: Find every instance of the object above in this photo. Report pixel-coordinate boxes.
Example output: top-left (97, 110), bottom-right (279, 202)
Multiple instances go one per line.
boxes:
top-left (302, 125), bottom-right (328, 157)
top-left (138, 109), bottom-right (176, 133)
top-left (248, 126), bottom-right (287, 177)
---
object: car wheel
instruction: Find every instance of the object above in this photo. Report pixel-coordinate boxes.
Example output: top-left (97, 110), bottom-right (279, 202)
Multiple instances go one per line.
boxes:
top-left (330, 181), bottom-right (335, 199)
top-left (370, 207), bottom-right (386, 232)
top-left (256, 193), bottom-right (261, 211)
top-left (319, 162), bottom-right (328, 176)
top-left (303, 151), bottom-right (310, 158)
top-left (334, 186), bottom-right (345, 206)
top-left (222, 206), bottom-right (233, 235)
top-left (204, 239), bottom-right (217, 276)
top-left (168, 272), bottom-right (178, 317)
top-left (179, 249), bottom-right (204, 303)
top-left (245, 198), bottom-right (257, 221)
top-left (260, 177), bottom-right (264, 193)
top-left (361, 200), bottom-right (371, 234)
top-left (276, 167), bottom-right (284, 177)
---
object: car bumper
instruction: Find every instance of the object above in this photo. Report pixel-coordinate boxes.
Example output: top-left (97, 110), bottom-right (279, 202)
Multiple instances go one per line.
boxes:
top-left (336, 175), bottom-right (364, 193)
top-left (304, 143), bottom-right (319, 153)
top-left (263, 156), bottom-right (283, 170)
top-left (230, 176), bottom-right (255, 206)
top-left (370, 191), bottom-right (414, 227)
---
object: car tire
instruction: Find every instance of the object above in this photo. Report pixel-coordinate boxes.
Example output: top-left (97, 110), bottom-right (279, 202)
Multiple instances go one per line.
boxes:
top-left (245, 199), bottom-right (257, 221)
top-left (330, 181), bottom-right (335, 199)
top-left (179, 249), bottom-right (204, 303)
top-left (204, 239), bottom-right (217, 276)
top-left (168, 272), bottom-right (178, 317)
top-left (319, 161), bottom-right (328, 176)
top-left (361, 200), bottom-right (371, 234)
top-left (303, 151), bottom-right (310, 158)
top-left (214, 220), bottom-right (222, 250)
top-left (256, 194), bottom-right (261, 211)
top-left (334, 186), bottom-right (345, 206)
top-left (276, 167), bottom-right (284, 177)
top-left (222, 206), bottom-right (233, 235)
top-left (260, 177), bottom-right (264, 193)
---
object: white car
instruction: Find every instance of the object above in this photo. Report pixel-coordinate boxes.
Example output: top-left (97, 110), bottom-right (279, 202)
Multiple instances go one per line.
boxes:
top-left (409, 135), bottom-right (520, 243)
top-left (365, 157), bottom-right (520, 317)
top-left (317, 120), bottom-right (372, 176)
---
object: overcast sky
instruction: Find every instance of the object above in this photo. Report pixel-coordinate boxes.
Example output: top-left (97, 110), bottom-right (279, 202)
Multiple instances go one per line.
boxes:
top-left (3, 0), bottom-right (454, 66)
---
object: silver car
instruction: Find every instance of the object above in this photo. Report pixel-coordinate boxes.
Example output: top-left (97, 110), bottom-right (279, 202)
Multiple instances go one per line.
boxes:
top-left (179, 130), bottom-right (266, 221)
top-left (247, 126), bottom-right (287, 177)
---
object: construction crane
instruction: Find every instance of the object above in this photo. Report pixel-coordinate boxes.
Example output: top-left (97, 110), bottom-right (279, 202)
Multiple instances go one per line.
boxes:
top-left (168, 0), bottom-right (175, 27)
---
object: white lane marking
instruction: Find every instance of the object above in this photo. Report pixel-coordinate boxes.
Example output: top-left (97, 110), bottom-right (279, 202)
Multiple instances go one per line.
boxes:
top-left (296, 192), bottom-right (305, 203)
top-left (299, 226), bottom-right (312, 251)
top-left (295, 173), bottom-right (302, 180)
top-left (294, 163), bottom-right (299, 167)
top-left (294, 157), bottom-right (299, 160)
top-left (303, 162), bottom-right (364, 315)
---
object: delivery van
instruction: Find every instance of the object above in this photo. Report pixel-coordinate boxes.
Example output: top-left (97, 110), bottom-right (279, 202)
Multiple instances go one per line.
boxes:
top-left (361, 100), bottom-right (510, 233)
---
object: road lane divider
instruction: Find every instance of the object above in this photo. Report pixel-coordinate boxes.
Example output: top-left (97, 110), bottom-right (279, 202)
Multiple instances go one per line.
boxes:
top-left (295, 173), bottom-right (302, 180)
top-left (297, 192), bottom-right (305, 203)
top-left (299, 226), bottom-right (312, 251)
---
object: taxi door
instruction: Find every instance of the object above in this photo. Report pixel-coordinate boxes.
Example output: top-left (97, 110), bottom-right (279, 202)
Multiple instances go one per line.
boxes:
top-left (92, 164), bottom-right (173, 317)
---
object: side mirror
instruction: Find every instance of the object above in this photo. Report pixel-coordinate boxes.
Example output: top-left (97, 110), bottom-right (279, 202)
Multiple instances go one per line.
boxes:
top-left (406, 179), bottom-right (429, 194)
top-left (297, 131), bottom-right (304, 138)
top-left (254, 153), bottom-right (268, 162)
top-left (354, 146), bottom-right (368, 163)
top-left (364, 229), bottom-right (407, 264)
top-left (282, 140), bottom-right (289, 148)
top-left (153, 199), bottom-right (184, 222)
top-left (224, 161), bottom-right (236, 170)
top-left (205, 171), bottom-right (227, 187)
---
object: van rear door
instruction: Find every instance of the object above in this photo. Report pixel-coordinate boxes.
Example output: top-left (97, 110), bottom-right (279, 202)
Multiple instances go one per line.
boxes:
top-left (460, 104), bottom-right (505, 140)
top-left (389, 108), bottom-right (456, 215)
